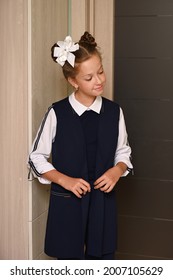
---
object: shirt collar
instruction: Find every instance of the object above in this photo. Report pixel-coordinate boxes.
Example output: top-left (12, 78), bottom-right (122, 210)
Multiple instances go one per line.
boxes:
top-left (68, 92), bottom-right (102, 116)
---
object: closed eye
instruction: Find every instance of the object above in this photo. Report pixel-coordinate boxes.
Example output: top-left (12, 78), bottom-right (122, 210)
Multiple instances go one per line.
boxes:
top-left (85, 76), bottom-right (92, 81)
top-left (98, 70), bottom-right (104, 75)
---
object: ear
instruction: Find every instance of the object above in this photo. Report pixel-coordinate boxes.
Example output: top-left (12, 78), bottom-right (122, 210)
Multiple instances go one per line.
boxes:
top-left (67, 77), bottom-right (78, 89)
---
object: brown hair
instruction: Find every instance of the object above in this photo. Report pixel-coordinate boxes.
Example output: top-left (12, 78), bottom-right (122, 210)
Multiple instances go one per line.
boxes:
top-left (51, 31), bottom-right (102, 79)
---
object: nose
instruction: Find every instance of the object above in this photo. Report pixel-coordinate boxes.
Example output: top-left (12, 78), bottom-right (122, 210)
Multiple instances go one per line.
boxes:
top-left (95, 75), bottom-right (102, 84)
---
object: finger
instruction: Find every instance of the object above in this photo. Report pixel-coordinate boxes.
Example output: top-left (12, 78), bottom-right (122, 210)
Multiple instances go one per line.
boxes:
top-left (100, 182), bottom-right (111, 192)
top-left (80, 179), bottom-right (91, 191)
top-left (72, 185), bottom-right (83, 198)
top-left (104, 184), bottom-right (115, 193)
top-left (94, 179), bottom-right (107, 189)
top-left (80, 181), bottom-right (90, 190)
top-left (80, 185), bottom-right (89, 193)
top-left (76, 185), bottom-right (89, 197)
top-left (94, 176), bottom-right (104, 186)
top-left (79, 189), bottom-right (83, 194)
top-left (74, 189), bottom-right (82, 198)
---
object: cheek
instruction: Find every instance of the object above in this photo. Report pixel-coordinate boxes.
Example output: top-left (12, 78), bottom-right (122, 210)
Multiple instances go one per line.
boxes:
top-left (82, 81), bottom-right (93, 89)
top-left (102, 74), bottom-right (106, 84)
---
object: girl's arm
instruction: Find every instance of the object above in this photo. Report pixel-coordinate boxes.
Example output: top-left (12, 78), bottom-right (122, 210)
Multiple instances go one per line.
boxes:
top-left (28, 107), bottom-right (57, 184)
top-left (114, 107), bottom-right (133, 175)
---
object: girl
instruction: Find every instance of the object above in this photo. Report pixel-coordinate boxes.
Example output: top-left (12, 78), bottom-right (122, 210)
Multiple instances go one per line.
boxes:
top-left (28, 31), bottom-right (133, 260)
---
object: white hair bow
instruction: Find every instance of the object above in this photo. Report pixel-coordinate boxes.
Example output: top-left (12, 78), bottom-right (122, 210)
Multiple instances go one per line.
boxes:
top-left (54, 36), bottom-right (79, 67)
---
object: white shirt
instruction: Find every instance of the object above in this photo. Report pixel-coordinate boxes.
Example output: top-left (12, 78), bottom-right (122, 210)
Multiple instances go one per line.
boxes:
top-left (28, 93), bottom-right (133, 184)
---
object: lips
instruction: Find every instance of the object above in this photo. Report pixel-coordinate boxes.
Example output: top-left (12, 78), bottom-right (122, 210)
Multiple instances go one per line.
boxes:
top-left (95, 85), bottom-right (103, 91)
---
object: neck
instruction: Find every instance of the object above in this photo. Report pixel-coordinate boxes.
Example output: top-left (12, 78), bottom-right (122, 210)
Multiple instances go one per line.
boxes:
top-left (75, 91), bottom-right (96, 107)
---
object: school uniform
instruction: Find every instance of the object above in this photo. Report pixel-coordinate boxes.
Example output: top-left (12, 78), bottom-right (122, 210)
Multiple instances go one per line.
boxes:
top-left (28, 93), bottom-right (133, 259)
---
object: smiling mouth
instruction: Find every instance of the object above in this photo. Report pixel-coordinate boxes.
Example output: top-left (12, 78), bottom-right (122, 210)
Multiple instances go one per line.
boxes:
top-left (95, 85), bottom-right (103, 90)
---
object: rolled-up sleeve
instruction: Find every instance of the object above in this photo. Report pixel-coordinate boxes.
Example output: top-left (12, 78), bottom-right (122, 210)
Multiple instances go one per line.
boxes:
top-left (28, 107), bottom-right (57, 184)
top-left (114, 107), bottom-right (133, 176)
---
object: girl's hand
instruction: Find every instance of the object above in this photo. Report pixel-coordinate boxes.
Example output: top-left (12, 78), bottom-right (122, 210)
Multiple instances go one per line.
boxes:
top-left (60, 175), bottom-right (91, 198)
top-left (42, 169), bottom-right (90, 198)
top-left (94, 163), bottom-right (127, 193)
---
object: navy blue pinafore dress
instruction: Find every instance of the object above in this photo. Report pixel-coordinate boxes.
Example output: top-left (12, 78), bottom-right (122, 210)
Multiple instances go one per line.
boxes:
top-left (44, 97), bottom-right (119, 259)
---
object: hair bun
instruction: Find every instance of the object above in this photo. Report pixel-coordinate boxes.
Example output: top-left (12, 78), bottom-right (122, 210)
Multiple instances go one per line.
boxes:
top-left (51, 43), bottom-right (58, 63)
top-left (79, 31), bottom-right (97, 48)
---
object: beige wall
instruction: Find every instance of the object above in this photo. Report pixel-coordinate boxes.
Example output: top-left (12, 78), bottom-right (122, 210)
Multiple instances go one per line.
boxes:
top-left (0, 0), bottom-right (68, 260)
top-left (0, 0), bottom-right (114, 260)
top-left (29, 0), bottom-right (68, 260)
top-left (94, 0), bottom-right (114, 100)
top-left (0, 0), bottom-right (29, 259)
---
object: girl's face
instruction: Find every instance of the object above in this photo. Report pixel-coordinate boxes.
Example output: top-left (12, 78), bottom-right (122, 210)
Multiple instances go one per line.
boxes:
top-left (69, 54), bottom-right (106, 101)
